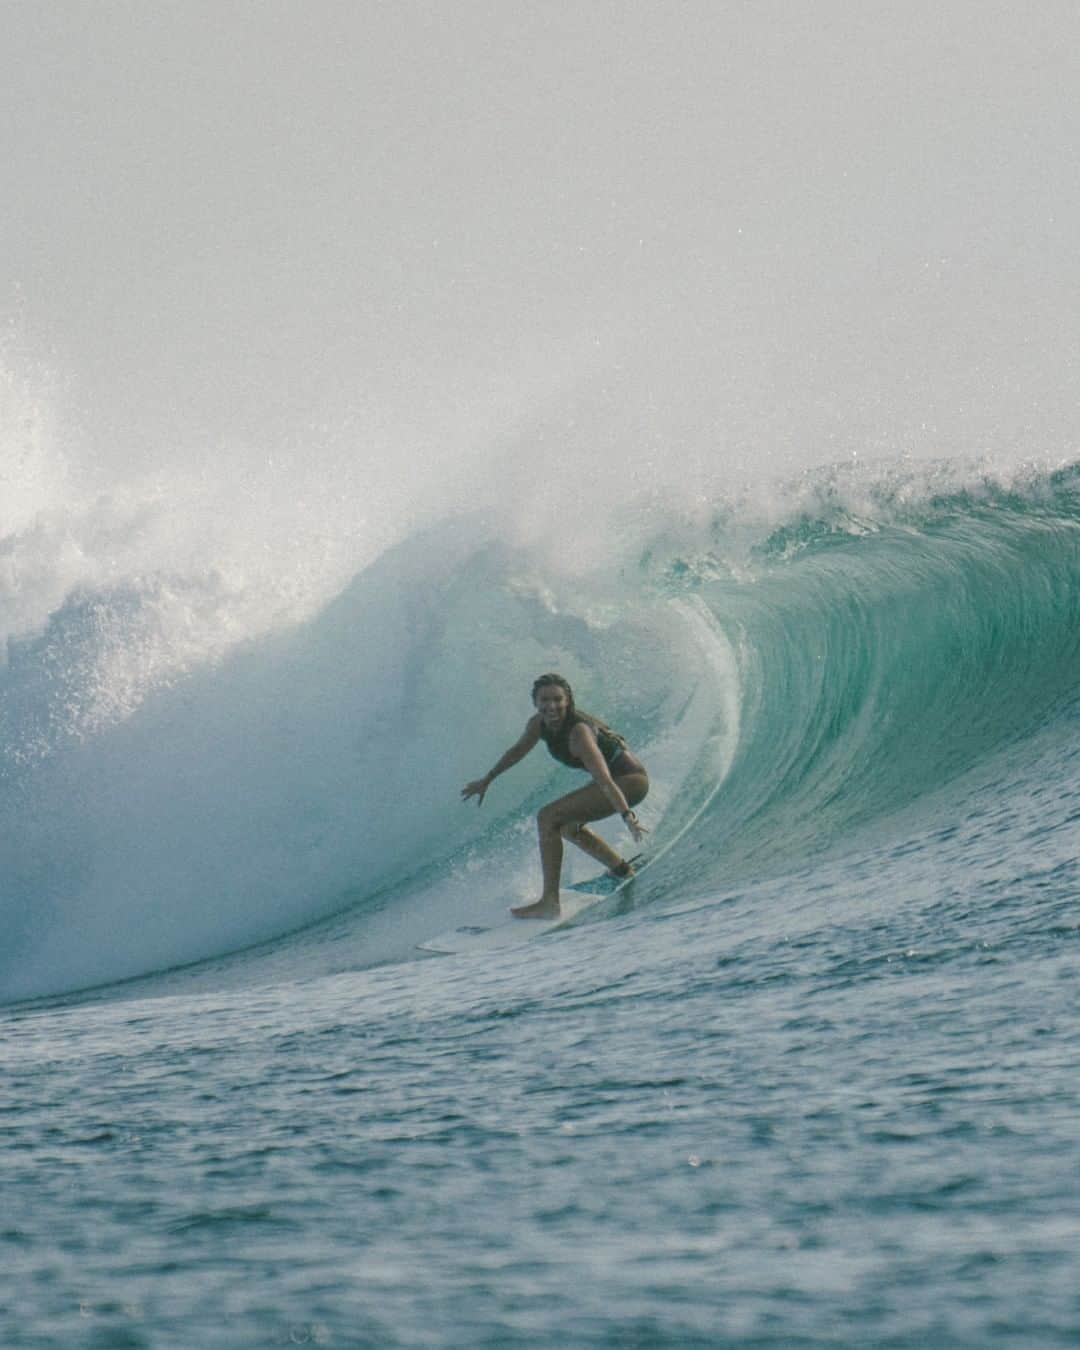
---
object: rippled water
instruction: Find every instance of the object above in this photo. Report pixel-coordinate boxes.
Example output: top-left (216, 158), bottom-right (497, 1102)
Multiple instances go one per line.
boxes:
top-left (5, 700), bottom-right (1079, 1347)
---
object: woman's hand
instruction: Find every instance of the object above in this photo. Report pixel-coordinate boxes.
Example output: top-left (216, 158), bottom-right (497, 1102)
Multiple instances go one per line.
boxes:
top-left (462, 776), bottom-right (491, 806)
top-left (462, 723), bottom-right (538, 809)
top-left (623, 810), bottom-right (648, 843)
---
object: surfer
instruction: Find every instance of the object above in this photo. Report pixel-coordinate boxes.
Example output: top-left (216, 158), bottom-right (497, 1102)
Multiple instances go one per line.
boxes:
top-left (461, 674), bottom-right (648, 919)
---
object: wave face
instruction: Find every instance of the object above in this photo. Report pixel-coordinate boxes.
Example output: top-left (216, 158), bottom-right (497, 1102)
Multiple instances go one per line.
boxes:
top-left (657, 463), bottom-right (1080, 890)
top-left (2, 461), bottom-right (1080, 1002)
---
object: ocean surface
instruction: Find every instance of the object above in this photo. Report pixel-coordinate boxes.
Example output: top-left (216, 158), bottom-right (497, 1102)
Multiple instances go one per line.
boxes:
top-left (3, 459), bottom-right (1079, 1347)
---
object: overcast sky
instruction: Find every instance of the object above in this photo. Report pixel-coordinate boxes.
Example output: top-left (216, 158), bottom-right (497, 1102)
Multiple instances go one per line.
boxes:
top-left (4, 0), bottom-right (1080, 476)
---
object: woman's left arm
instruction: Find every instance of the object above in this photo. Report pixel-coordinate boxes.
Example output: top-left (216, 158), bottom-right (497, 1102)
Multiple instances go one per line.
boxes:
top-left (570, 724), bottom-right (647, 842)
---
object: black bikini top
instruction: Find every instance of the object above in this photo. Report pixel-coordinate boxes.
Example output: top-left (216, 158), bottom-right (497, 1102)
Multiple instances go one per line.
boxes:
top-left (539, 709), bottom-right (628, 770)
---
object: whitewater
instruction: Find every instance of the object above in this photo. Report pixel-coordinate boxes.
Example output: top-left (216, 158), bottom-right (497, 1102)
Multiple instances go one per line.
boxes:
top-left (5, 2), bottom-right (1080, 1346)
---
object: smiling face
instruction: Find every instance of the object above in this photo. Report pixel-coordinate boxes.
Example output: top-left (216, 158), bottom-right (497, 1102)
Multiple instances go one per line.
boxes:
top-left (533, 682), bottom-right (571, 728)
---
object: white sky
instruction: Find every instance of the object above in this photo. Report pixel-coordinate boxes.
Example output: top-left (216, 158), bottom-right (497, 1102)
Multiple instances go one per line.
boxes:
top-left (3, 0), bottom-right (1080, 476)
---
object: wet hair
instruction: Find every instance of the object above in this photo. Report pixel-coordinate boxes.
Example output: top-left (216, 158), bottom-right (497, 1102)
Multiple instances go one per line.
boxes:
top-left (531, 673), bottom-right (575, 710)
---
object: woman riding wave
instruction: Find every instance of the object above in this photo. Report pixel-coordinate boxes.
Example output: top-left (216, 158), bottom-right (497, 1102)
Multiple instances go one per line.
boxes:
top-left (461, 674), bottom-right (648, 919)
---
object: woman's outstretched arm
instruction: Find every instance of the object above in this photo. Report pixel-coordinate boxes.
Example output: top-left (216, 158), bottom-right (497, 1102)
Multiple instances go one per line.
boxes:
top-left (462, 715), bottom-right (542, 806)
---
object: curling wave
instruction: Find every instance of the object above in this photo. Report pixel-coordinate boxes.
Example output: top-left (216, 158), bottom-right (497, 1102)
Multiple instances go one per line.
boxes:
top-left (2, 461), bottom-right (1079, 1001)
top-left (652, 461), bottom-right (1080, 890)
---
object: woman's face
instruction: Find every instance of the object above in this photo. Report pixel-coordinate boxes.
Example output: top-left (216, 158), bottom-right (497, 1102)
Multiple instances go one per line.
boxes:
top-left (533, 683), bottom-right (570, 726)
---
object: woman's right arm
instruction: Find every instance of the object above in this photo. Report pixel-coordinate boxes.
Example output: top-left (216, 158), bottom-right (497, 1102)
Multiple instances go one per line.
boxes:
top-left (461, 716), bottom-right (541, 806)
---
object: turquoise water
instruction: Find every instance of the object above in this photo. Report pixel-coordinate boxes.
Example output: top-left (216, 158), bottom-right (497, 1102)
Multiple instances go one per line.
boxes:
top-left (3, 463), bottom-right (1080, 1346)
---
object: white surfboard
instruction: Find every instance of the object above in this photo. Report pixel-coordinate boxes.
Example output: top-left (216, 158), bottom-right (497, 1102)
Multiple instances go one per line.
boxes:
top-left (416, 890), bottom-right (611, 955)
top-left (416, 856), bottom-right (648, 955)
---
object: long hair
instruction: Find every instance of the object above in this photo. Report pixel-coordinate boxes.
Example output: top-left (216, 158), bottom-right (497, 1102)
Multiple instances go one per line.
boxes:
top-left (531, 673), bottom-right (575, 712)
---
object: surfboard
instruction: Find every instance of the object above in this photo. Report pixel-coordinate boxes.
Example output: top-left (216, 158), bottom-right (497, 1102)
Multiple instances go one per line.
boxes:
top-left (565, 854), bottom-right (645, 895)
top-left (416, 890), bottom-right (608, 955)
top-left (416, 857), bottom-right (647, 955)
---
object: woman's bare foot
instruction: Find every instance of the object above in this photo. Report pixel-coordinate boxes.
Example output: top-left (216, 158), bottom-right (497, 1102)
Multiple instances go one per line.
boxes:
top-left (511, 896), bottom-right (561, 920)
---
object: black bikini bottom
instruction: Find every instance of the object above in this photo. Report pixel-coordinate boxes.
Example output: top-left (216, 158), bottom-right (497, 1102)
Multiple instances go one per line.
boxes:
top-left (609, 750), bottom-right (647, 778)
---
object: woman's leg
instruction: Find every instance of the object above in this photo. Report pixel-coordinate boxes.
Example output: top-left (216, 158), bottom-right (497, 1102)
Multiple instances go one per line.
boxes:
top-left (512, 774), bottom-right (648, 918)
top-left (559, 821), bottom-right (625, 874)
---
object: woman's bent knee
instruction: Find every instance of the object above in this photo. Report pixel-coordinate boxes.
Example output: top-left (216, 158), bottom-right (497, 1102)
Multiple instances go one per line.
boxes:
top-left (537, 804), bottom-right (562, 833)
